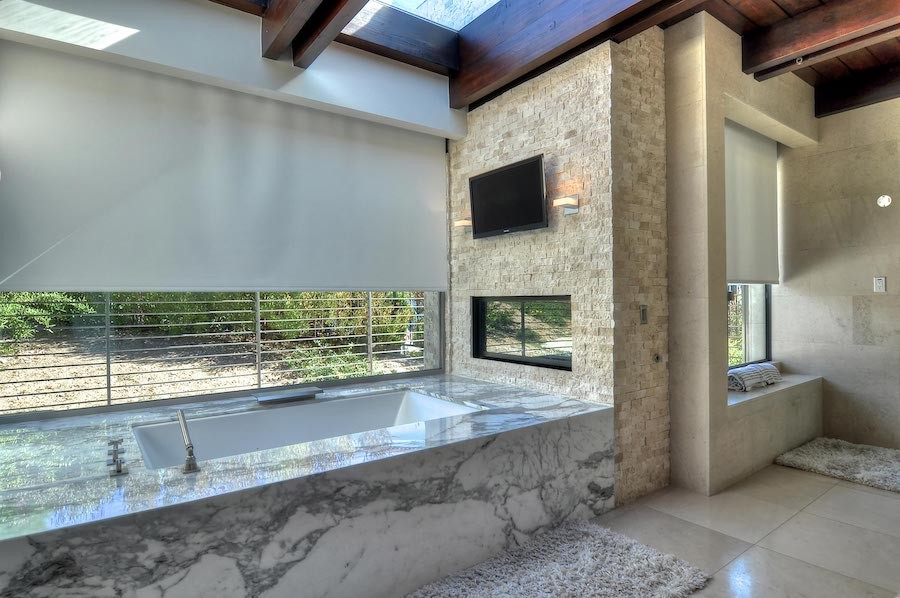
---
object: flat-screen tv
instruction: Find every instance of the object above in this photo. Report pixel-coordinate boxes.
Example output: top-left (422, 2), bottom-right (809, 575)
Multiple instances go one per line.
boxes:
top-left (469, 155), bottom-right (546, 239)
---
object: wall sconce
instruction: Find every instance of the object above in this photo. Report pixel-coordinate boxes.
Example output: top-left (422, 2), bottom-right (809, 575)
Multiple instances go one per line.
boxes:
top-left (877, 194), bottom-right (892, 208)
top-left (453, 218), bottom-right (472, 228)
top-left (552, 195), bottom-right (580, 215)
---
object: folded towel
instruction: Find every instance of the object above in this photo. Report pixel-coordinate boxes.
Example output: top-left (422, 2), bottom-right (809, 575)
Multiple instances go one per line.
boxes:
top-left (728, 363), bottom-right (782, 392)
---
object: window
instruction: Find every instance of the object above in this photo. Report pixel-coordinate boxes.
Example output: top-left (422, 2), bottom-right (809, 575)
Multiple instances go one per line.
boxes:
top-left (0, 291), bottom-right (441, 416)
top-left (727, 284), bottom-right (770, 368)
top-left (472, 296), bottom-right (572, 370)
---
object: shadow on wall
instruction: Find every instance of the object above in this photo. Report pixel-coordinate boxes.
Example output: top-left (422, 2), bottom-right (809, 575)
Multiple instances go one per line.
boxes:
top-left (775, 100), bottom-right (900, 449)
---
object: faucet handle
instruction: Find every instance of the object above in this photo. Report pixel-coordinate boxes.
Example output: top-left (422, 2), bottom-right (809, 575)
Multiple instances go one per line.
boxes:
top-left (107, 438), bottom-right (124, 447)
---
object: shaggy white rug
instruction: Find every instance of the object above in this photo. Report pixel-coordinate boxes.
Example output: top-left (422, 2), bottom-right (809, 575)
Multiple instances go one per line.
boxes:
top-left (776, 437), bottom-right (900, 492)
top-left (407, 521), bottom-right (708, 598)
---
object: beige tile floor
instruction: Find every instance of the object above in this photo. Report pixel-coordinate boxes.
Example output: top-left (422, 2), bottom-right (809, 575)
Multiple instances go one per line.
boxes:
top-left (597, 465), bottom-right (900, 597)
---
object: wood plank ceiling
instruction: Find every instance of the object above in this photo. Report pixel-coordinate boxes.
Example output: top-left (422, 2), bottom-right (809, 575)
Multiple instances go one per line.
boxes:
top-left (212, 0), bottom-right (900, 117)
top-left (666, 0), bottom-right (900, 115)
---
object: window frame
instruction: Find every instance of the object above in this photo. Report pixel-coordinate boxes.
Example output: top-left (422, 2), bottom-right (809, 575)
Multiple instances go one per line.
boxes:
top-left (0, 291), bottom-right (446, 424)
top-left (471, 295), bottom-right (572, 371)
top-left (726, 283), bottom-right (772, 370)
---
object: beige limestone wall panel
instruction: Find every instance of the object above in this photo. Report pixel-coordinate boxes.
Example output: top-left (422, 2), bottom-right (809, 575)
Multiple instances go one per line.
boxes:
top-left (777, 96), bottom-right (900, 449)
top-left (666, 15), bottom-right (712, 494)
top-left (713, 379), bottom-right (822, 490)
top-left (667, 12), bottom-right (819, 494)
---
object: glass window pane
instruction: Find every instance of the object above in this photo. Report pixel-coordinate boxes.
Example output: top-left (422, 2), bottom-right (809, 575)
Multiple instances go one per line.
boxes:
top-left (727, 284), bottom-right (768, 367)
top-left (475, 296), bottom-right (572, 370)
top-left (345, 0), bottom-right (501, 32)
top-left (0, 291), bottom-right (440, 416)
top-left (523, 299), bottom-right (572, 362)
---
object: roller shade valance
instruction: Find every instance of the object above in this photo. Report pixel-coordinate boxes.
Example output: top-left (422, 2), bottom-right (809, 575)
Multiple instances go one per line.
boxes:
top-left (0, 42), bottom-right (448, 292)
top-left (725, 120), bottom-right (780, 285)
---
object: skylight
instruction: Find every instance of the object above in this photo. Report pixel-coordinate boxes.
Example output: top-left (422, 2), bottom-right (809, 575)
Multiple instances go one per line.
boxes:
top-left (353, 0), bottom-right (500, 32)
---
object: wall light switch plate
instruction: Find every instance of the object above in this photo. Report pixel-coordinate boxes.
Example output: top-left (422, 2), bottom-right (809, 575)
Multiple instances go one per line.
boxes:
top-left (874, 277), bottom-right (887, 293)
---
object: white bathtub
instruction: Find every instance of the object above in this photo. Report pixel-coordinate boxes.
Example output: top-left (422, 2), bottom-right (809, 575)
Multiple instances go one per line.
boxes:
top-left (133, 390), bottom-right (480, 469)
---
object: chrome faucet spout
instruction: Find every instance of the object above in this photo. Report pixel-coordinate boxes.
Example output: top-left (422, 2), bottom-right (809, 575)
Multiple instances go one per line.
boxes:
top-left (176, 409), bottom-right (200, 474)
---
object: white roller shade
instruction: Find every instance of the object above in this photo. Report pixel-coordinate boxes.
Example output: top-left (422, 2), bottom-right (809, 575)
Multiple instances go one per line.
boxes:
top-left (725, 120), bottom-right (779, 284)
top-left (0, 42), bottom-right (448, 292)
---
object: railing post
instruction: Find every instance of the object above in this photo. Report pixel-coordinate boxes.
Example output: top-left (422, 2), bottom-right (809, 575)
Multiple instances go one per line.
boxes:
top-left (367, 292), bottom-right (374, 375)
top-left (105, 292), bottom-right (112, 406)
top-left (255, 292), bottom-right (262, 389)
top-left (423, 292), bottom-right (441, 370)
top-left (520, 301), bottom-right (526, 357)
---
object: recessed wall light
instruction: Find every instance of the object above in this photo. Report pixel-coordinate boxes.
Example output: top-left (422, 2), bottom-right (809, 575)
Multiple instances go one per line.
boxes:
top-left (453, 218), bottom-right (472, 227)
top-left (877, 194), bottom-right (892, 208)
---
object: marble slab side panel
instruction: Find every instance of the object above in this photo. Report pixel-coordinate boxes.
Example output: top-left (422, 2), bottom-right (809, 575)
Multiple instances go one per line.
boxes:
top-left (0, 410), bottom-right (614, 598)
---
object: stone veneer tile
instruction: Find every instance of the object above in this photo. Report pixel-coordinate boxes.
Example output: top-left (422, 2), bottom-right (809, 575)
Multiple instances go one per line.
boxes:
top-left (447, 28), bottom-right (669, 504)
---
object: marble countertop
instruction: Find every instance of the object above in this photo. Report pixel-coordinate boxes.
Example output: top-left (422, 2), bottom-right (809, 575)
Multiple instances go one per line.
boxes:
top-left (0, 375), bottom-right (610, 542)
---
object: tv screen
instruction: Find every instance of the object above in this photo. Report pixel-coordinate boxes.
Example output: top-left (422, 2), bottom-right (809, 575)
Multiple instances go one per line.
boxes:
top-left (469, 155), bottom-right (546, 239)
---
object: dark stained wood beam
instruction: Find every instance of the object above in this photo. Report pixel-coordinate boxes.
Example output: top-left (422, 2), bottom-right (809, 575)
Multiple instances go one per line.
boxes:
top-left (816, 62), bottom-right (900, 116)
top-left (209, 0), bottom-right (268, 16)
top-left (610, 0), bottom-right (706, 42)
top-left (291, 0), bottom-right (370, 68)
top-left (663, 0), bottom-right (755, 36)
top-left (451, 0), bottom-right (702, 109)
top-left (262, 0), bottom-right (326, 59)
top-left (337, 3), bottom-right (459, 75)
top-left (754, 24), bottom-right (900, 80)
top-left (743, 0), bottom-right (900, 75)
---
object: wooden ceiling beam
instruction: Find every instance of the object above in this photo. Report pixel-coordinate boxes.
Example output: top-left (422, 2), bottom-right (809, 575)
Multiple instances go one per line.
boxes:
top-left (291, 0), bottom-right (371, 68)
top-left (816, 62), bottom-right (900, 116)
top-left (754, 23), bottom-right (900, 81)
top-left (610, 0), bottom-right (707, 43)
top-left (262, 0), bottom-right (325, 59)
top-left (337, 4), bottom-right (459, 75)
top-left (743, 0), bottom-right (900, 75)
top-left (209, 0), bottom-right (268, 16)
top-left (450, 0), bottom-right (704, 109)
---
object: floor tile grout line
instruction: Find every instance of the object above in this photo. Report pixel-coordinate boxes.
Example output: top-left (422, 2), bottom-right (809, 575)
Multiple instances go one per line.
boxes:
top-left (795, 508), bottom-right (900, 541)
top-left (756, 510), bottom-right (900, 595)
top-left (756, 540), bottom-right (899, 595)
top-left (643, 489), bottom-right (801, 543)
top-left (751, 508), bottom-right (803, 547)
top-left (623, 504), bottom-right (754, 577)
top-left (750, 545), bottom-right (900, 596)
top-left (641, 503), bottom-right (768, 545)
top-left (834, 481), bottom-right (900, 502)
top-left (708, 543), bottom-right (753, 576)
top-left (793, 479), bottom-right (841, 512)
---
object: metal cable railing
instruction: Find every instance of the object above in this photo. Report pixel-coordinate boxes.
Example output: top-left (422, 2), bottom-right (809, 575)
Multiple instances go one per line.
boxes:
top-left (0, 291), bottom-right (432, 414)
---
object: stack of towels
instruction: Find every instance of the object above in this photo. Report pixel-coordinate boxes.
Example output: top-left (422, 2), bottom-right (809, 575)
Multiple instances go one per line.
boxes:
top-left (728, 362), bottom-right (782, 392)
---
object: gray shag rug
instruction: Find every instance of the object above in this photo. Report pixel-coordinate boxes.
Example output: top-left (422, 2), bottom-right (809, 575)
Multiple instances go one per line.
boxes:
top-left (776, 437), bottom-right (900, 493)
top-left (407, 521), bottom-right (709, 598)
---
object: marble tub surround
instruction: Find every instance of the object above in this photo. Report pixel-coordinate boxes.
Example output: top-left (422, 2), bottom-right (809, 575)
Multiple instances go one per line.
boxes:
top-left (0, 375), bottom-right (610, 542)
top-left (0, 386), bottom-right (614, 598)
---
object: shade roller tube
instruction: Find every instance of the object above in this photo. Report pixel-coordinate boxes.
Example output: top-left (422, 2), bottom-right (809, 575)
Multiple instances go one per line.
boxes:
top-left (0, 42), bottom-right (448, 292)
top-left (725, 120), bottom-right (779, 285)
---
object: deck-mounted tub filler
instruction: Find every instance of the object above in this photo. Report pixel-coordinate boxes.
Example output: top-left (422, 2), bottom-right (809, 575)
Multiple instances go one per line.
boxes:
top-left (0, 376), bottom-right (614, 597)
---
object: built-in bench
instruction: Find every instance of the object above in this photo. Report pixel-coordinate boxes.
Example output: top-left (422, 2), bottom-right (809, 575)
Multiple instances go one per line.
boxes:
top-left (728, 373), bottom-right (822, 410)
top-left (713, 372), bottom-right (823, 493)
